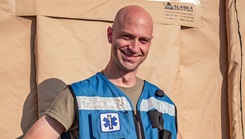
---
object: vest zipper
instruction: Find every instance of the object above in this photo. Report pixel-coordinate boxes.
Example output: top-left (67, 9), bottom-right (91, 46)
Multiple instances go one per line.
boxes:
top-left (133, 111), bottom-right (145, 139)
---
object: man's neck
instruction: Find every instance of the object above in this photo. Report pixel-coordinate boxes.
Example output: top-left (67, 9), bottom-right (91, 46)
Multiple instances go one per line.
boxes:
top-left (102, 68), bottom-right (137, 88)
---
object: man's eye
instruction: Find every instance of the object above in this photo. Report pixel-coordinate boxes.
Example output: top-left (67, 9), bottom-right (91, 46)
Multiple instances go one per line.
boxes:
top-left (122, 35), bottom-right (131, 40)
top-left (140, 39), bottom-right (150, 44)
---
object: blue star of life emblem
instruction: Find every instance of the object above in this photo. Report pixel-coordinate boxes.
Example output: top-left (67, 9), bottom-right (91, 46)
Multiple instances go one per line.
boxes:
top-left (100, 113), bottom-right (121, 132)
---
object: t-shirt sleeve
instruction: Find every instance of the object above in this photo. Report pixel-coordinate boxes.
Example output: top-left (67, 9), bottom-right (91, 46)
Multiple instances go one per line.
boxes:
top-left (45, 87), bottom-right (75, 131)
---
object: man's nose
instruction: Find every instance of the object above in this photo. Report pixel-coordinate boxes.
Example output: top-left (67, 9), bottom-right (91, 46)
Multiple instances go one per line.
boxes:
top-left (129, 39), bottom-right (140, 53)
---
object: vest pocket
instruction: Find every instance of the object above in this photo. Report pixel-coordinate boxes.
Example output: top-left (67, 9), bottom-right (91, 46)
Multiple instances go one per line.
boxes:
top-left (91, 111), bottom-right (130, 139)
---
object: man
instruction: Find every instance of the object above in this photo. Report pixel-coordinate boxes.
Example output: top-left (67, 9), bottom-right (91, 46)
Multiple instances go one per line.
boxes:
top-left (25, 5), bottom-right (182, 139)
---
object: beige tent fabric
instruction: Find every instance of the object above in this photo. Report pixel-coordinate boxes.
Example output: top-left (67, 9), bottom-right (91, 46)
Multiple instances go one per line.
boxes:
top-left (226, 0), bottom-right (245, 138)
top-left (0, 0), bottom-right (37, 138)
top-left (35, 16), bottom-right (111, 117)
top-left (0, 0), bottom-right (244, 138)
top-left (179, 0), bottom-right (229, 138)
top-left (237, 0), bottom-right (245, 138)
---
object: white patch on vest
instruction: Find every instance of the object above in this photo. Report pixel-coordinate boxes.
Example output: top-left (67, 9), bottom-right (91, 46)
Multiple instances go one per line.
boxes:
top-left (140, 97), bottom-right (175, 116)
top-left (100, 113), bottom-right (121, 132)
top-left (76, 96), bottom-right (132, 111)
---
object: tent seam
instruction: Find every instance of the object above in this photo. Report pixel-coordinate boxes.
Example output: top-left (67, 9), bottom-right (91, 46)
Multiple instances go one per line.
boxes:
top-left (234, 0), bottom-right (244, 138)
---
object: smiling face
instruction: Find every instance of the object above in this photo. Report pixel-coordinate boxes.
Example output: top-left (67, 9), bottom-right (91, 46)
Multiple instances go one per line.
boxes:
top-left (107, 6), bottom-right (153, 73)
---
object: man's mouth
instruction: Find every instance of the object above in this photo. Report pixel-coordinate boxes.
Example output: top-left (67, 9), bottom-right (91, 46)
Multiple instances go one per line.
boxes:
top-left (121, 50), bottom-right (139, 62)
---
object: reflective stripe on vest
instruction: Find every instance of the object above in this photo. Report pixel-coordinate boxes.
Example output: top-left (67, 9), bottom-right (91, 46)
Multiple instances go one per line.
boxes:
top-left (76, 96), bottom-right (175, 117)
top-left (140, 97), bottom-right (175, 116)
top-left (76, 96), bottom-right (132, 111)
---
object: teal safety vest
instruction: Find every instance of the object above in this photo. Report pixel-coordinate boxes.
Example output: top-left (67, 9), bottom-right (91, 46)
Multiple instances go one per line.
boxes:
top-left (70, 72), bottom-right (177, 139)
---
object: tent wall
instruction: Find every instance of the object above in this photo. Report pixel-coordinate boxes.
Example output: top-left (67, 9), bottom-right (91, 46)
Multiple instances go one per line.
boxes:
top-left (0, 1), bottom-right (37, 138)
top-left (238, 0), bottom-right (245, 137)
top-left (226, 0), bottom-right (245, 138)
top-left (179, 0), bottom-right (228, 138)
top-left (0, 0), bottom-right (244, 138)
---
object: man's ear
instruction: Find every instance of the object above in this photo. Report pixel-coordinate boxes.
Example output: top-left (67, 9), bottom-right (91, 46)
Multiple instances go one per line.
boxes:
top-left (107, 27), bottom-right (113, 43)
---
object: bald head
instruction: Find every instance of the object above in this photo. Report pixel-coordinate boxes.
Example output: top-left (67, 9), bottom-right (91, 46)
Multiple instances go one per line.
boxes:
top-left (112, 5), bottom-right (153, 35)
top-left (105, 5), bottom-right (154, 73)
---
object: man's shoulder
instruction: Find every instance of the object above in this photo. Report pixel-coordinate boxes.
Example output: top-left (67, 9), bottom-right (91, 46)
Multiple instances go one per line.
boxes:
top-left (142, 80), bottom-right (175, 104)
top-left (142, 79), bottom-right (159, 89)
top-left (71, 72), bottom-right (101, 85)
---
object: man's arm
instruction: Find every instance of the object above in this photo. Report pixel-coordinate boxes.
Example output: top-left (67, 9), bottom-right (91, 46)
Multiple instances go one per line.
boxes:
top-left (24, 115), bottom-right (65, 139)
